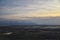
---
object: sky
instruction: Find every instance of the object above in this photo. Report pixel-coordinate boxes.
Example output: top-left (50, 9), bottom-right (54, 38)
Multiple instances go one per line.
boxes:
top-left (0, 0), bottom-right (60, 25)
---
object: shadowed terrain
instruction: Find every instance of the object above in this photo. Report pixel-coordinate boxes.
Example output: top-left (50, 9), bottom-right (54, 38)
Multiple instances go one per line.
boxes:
top-left (0, 25), bottom-right (60, 40)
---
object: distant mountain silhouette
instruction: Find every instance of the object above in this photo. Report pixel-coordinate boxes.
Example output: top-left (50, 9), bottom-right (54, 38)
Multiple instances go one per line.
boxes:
top-left (0, 19), bottom-right (37, 26)
top-left (0, 16), bottom-right (60, 26)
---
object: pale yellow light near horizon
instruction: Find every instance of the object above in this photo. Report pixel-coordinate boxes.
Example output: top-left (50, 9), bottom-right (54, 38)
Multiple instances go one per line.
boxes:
top-left (0, 0), bottom-right (60, 20)
top-left (1, 11), bottom-right (60, 19)
top-left (31, 12), bottom-right (60, 17)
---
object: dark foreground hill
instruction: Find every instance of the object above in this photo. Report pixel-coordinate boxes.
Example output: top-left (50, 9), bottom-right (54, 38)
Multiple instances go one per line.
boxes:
top-left (0, 25), bottom-right (60, 40)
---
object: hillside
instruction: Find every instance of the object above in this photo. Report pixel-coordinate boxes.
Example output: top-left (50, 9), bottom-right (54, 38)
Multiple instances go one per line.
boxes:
top-left (0, 25), bottom-right (60, 40)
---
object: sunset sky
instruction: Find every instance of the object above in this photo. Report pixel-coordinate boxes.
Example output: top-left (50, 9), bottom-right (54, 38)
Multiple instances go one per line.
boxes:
top-left (0, 0), bottom-right (60, 25)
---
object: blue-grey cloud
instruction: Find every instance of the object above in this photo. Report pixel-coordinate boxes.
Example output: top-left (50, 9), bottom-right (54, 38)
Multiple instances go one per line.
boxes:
top-left (0, 0), bottom-right (60, 25)
top-left (0, 0), bottom-right (60, 15)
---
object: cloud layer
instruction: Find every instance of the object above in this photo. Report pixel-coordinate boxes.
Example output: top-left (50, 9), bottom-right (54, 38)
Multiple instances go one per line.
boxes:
top-left (0, 0), bottom-right (60, 16)
top-left (0, 0), bottom-right (60, 25)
